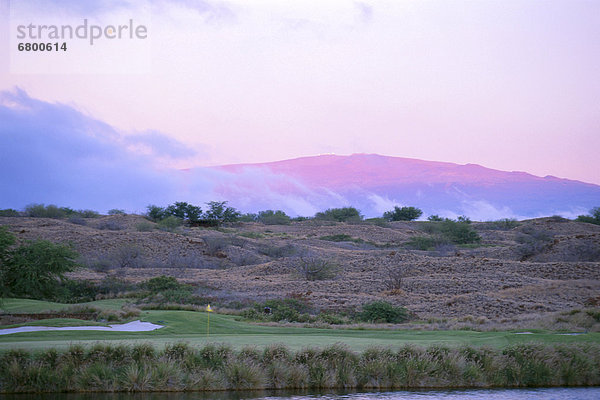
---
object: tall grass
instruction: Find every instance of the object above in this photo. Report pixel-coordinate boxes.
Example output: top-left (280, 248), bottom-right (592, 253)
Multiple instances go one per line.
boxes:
top-left (1, 342), bottom-right (599, 393)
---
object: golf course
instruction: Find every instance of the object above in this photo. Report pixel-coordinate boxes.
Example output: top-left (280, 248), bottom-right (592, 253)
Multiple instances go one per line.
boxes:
top-left (1, 298), bottom-right (598, 351)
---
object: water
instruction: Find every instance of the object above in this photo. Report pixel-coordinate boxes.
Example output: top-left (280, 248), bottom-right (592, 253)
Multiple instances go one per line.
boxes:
top-left (1, 388), bottom-right (600, 400)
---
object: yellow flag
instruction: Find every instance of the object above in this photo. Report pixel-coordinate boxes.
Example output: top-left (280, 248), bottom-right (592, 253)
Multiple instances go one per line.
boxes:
top-left (206, 304), bottom-right (213, 312)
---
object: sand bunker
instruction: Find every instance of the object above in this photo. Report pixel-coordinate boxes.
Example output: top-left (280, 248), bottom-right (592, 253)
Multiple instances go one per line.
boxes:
top-left (0, 320), bottom-right (163, 335)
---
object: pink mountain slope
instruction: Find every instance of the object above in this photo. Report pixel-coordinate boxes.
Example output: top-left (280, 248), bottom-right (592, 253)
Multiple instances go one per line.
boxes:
top-left (213, 154), bottom-right (600, 218)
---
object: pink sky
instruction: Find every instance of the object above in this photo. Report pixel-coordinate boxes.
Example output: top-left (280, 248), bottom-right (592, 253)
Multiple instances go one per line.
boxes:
top-left (1, 0), bottom-right (599, 184)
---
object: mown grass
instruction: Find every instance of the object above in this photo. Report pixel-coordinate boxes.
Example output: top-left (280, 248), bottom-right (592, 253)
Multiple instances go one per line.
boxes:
top-left (0, 298), bottom-right (130, 313)
top-left (1, 318), bottom-right (108, 329)
top-left (1, 342), bottom-right (599, 393)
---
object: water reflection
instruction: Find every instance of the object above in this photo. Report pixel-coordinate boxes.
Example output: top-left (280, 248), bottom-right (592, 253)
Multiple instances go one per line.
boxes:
top-left (2, 388), bottom-right (600, 400)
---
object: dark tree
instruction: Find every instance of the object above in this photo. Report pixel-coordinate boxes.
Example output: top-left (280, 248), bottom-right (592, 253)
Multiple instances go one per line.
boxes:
top-left (314, 207), bottom-right (362, 222)
top-left (383, 206), bottom-right (423, 221)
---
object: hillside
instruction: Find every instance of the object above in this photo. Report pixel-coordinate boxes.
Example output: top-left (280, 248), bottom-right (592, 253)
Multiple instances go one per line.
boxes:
top-left (2, 215), bottom-right (599, 323)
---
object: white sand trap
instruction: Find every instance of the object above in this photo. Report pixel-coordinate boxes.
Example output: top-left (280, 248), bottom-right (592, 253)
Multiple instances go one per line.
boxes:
top-left (514, 331), bottom-right (534, 334)
top-left (0, 320), bottom-right (163, 335)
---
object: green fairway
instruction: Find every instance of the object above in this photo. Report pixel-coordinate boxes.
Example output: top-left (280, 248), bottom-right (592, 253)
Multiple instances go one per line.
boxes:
top-left (1, 303), bottom-right (599, 352)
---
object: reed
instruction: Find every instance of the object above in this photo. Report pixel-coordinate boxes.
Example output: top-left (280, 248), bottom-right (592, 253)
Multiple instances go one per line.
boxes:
top-left (1, 342), bottom-right (599, 393)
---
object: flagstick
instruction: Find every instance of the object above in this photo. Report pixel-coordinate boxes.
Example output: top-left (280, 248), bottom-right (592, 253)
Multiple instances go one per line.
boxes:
top-left (207, 310), bottom-right (210, 337)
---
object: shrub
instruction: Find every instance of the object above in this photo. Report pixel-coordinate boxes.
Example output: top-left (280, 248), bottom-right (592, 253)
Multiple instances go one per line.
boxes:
top-left (406, 236), bottom-right (445, 250)
top-left (204, 236), bottom-right (229, 256)
top-left (25, 203), bottom-right (66, 219)
top-left (363, 218), bottom-right (390, 227)
top-left (77, 209), bottom-right (100, 218)
top-left (515, 227), bottom-right (553, 260)
top-left (257, 243), bottom-right (297, 258)
top-left (297, 257), bottom-right (338, 281)
top-left (440, 219), bottom-right (480, 244)
top-left (320, 234), bottom-right (354, 242)
top-left (68, 216), bottom-right (87, 226)
top-left (257, 210), bottom-right (291, 225)
top-left (314, 207), bottom-right (362, 222)
top-left (0, 208), bottom-right (20, 217)
top-left (157, 216), bottom-right (183, 231)
top-left (480, 218), bottom-right (520, 230)
top-left (383, 265), bottom-right (406, 291)
top-left (358, 301), bottom-right (409, 323)
top-left (239, 213), bottom-right (258, 222)
top-left (108, 209), bottom-right (126, 215)
top-left (576, 207), bottom-right (600, 225)
top-left (143, 275), bottom-right (185, 293)
top-left (0, 232), bottom-right (79, 300)
top-left (251, 298), bottom-right (313, 323)
top-left (110, 244), bottom-right (146, 269)
top-left (427, 214), bottom-right (443, 221)
top-left (135, 221), bottom-right (155, 232)
top-left (96, 220), bottom-right (125, 231)
top-left (383, 206), bottom-right (423, 221)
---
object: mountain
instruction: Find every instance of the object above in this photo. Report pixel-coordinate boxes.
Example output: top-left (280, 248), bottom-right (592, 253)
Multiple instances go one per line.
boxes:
top-left (213, 154), bottom-right (600, 219)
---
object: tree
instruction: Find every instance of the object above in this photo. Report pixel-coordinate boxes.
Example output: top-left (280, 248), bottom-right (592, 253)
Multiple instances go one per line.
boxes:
top-left (1, 231), bottom-right (78, 300)
top-left (257, 210), bottom-right (291, 225)
top-left (576, 207), bottom-right (600, 226)
top-left (314, 207), bottom-right (362, 222)
top-left (146, 205), bottom-right (166, 221)
top-left (383, 206), bottom-right (423, 221)
top-left (205, 201), bottom-right (241, 223)
top-left (427, 215), bottom-right (443, 222)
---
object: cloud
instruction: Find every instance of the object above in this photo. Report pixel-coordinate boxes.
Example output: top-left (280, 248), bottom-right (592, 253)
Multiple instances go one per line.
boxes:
top-left (0, 88), bottom-right (207, 212)
top-left (367, 194), bottom-right (399, 215)
top-left (169, 0), bottom-right (235, 20)
top-left (11, 0), bottom-right (136, 16)
top-left (124, 130), bottom-right (201, 160)
top-left (354, 2), bottom-right (373, 23)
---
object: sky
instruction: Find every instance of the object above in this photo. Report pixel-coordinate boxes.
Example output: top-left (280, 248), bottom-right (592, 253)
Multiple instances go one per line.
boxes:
top-left (0, 0), bottom-right (599, 214)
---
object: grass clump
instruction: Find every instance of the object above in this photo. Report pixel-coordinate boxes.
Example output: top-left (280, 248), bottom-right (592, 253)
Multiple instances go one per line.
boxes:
top-left (1, 343), bottom-right (600, 393)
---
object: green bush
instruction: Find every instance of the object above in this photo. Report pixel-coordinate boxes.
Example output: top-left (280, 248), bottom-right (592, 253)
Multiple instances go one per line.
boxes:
top-left (157, 215), bottom-right (183, 231)
top-left (576, 207), bottom-right (600, 225)
top-left (363, 218), bottom-right (390, 227)
top-left (314, 207), bottom-right (362, 222)
top-left (252, 298), bottom-right (313, 323)
top-left (239, 213), bottom-right (258, 222)
top-left (0, 209), bottom-right (20, 217)
top-left (358, 301), bottom-right (408, 323)
top-left (427, 214), bottom-right (444, 221)
top-left (320, 234), bottom-right (355, 242)
top-left (107, 209), bottom-right (126, 215)
top-left (383, 206), bottom-right (423, 221)
top-left (440, 219), bottom-right (481, 244)
top-left (257, 210), bottom-right (291, 225)
top-left (25, 203), bottom-right (66, 219)
top-left (143, 275), bottom-right (185, 293)
top-left (406, 236), bottom-right (445, 250)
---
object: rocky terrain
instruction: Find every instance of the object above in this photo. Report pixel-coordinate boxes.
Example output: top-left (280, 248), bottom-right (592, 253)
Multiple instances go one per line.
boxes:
top-left (1, 215), bottom-right (599, 321)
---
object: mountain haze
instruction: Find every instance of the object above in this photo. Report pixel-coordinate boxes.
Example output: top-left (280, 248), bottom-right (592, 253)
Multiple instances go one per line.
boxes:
top-left (215, 154), bottom-right (600, 219)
